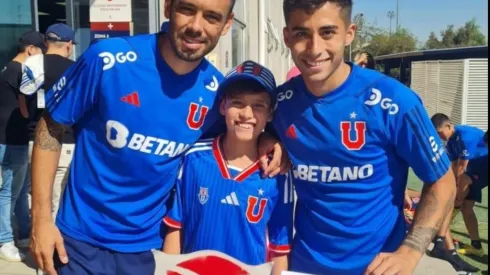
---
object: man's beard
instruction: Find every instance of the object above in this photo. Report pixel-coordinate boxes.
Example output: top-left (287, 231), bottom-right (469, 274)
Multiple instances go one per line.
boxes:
top-left (168, 33), bottom-right (213, 62)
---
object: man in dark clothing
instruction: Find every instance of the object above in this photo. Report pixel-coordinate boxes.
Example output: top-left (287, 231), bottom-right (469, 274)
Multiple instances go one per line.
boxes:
top-left (0, 31), bottom-right (45, 262)
top-left (20, 24), bottom-right (76, 225)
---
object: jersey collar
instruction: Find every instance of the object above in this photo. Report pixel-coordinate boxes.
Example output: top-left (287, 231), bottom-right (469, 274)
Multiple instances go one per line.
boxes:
top-left (212, 136), bottom-right (260, 182)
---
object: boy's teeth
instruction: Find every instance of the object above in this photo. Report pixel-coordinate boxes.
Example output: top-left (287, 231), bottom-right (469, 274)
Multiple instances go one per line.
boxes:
top-left (307, 60), bottom-right (326, 66)
top-left (237, 123), bottom-right (252, 129)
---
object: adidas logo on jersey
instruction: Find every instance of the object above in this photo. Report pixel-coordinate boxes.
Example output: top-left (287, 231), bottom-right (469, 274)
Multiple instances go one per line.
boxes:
top-left (121, 91), bottom-right (140, 107)
top-left (221, 192), bottom-right (240, 206)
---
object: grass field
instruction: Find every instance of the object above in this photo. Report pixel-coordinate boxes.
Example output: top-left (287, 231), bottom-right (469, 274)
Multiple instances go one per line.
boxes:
top-left (407, 171), bottom-right (488, 274)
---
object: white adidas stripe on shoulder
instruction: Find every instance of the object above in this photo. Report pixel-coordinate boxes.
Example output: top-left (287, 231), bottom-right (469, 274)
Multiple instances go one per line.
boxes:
top-left (185, 146), bottom-right (212, 156)
top-left (283, 171), bottom-right (294, 204)
top-left (193, 138), bottom-right (214, 147)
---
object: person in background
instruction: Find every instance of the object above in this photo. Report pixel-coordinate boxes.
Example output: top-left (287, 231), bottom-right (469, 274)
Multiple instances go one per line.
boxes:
top-left (431, 114), bottom-right (487, 261)
top-left (354, 51), bottom-right (376, 70)
top-left (0, 31), bottom-right (45, 262)
top-left (286, 65), bottom-right (300, 81)
top-left (20, 23), bottom-right (76, 222)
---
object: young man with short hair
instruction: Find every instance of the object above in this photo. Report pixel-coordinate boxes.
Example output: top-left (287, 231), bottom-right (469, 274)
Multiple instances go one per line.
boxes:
top-left (29, 1), bottom-right (287, 274)
top-left (163, 61), bottom-right (293, 275)
top-left (274, 0), bottom-right (456, 274)
top-left (432, 113), bottom-right (487, 259)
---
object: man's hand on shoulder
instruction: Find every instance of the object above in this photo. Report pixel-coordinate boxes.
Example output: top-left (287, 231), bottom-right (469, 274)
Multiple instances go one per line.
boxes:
top-left (257, 132), bottom-right (291, 177)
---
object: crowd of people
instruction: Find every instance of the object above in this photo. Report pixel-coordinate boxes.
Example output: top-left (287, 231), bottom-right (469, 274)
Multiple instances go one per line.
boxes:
top-left (0, 0), bottom-right (487, 275)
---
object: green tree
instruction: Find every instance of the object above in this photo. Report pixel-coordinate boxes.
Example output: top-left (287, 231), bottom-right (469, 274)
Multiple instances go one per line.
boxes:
top-left (425, 32), bottom-right (442, 49)
top-left (441, 25), bottom-right (456, 48)
top-left (454, 18), bottom-right (487, 46)
top-left (424, 18), bottom-right (487, 49)
top-left (363, 28), bottom-right (417, 57)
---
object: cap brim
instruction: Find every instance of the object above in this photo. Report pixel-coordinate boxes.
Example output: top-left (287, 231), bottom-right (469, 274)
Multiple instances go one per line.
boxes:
top-left (218, 74), bottom-right (274, 95)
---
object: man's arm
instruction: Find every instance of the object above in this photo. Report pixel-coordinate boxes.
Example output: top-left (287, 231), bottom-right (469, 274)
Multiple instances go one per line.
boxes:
top-left (453, 159), bottom-right (469, 179)
top-left (366, 85), bottom-right (454, 275)
top-left (400, 169), bottom-right (456, 257)
top-left (31, 112), bottom-right (67, 222)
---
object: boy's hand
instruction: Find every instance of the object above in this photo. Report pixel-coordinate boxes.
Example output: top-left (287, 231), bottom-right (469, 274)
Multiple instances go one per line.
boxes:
top-left (258, 133), bottom-right (291, 177)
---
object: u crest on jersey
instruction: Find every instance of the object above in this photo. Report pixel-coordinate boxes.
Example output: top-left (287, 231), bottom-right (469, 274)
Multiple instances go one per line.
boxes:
top-left (187, 103), bottom-right (209, 130)
top-left (246, 196), bottom-right (268, 223)
top-left (340, 121), bottom-right (367, 150)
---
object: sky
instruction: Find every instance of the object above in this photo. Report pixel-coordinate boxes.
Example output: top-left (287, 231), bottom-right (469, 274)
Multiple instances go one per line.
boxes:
top-left (352, 0), bottom-right (488, 43)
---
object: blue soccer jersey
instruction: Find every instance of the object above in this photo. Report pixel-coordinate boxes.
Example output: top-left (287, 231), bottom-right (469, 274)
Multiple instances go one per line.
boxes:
top-left (163, 136), bottom-right (294, 265)
top-left (446, 125), bottom-right (487, 162)
top-left (44, 34), bottom-right (224, 252)
top-left (273, 65), bottom-right (451, 274)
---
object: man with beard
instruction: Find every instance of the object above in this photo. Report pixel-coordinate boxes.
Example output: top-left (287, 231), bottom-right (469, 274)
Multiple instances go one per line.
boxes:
top-left (29, 1), bottom-right (287, 274)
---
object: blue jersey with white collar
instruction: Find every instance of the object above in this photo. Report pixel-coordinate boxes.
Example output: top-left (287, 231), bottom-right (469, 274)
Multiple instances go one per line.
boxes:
top-left (446, 125), bottom-right (487, 162)
top-left (164, 136), bottom-right (294, 265)
top-left (45, 33), bottom-right (224, 252)
top-left (273, 65), bottom-right (450, 274)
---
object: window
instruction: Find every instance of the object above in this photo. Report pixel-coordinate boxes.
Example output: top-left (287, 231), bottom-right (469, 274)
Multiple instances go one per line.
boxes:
top-left (0, 0), bottom-right (33, 66)
top-left (231, 21), bottom-right (245, 68)
top-left (132, 0), bottom-right (149, 35)
top-left (231, 0), bottom-right (246, 68)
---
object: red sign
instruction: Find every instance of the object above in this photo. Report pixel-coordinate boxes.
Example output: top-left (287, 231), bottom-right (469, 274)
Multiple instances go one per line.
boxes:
top-left (90, 22), bottom-right (130, 31)
top-left (153, 250), bottom-right (273, 275)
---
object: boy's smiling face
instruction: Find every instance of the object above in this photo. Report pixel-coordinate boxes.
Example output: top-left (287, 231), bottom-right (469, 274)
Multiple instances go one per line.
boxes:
top-left (220, 90), bottom-right (273, 143)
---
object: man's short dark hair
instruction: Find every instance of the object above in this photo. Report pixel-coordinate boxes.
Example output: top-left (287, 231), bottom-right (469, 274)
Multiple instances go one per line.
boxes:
top-left (431, 113), bottom-right (451, 129)
top-left (283, 0), bottom-right (353, 25)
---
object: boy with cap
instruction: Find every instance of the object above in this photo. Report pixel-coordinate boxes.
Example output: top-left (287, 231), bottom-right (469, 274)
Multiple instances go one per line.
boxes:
top-left (0, 30), bottom-right (45, 262)
top-left (163, 60), bottom-right (293, 275)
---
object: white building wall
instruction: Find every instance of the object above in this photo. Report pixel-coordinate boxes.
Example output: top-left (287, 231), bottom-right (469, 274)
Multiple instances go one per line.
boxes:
top-left (159, 0), bottom-right (293, 85)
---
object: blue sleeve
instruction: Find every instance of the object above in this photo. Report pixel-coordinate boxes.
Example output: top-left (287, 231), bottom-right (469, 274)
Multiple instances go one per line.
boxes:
top-left (268, 171), bottom-right (294, 254)
top-left (385, 86), bottom-right (451, 184)
top-left (44, 44), bottom-right (103, 125)
top-left (163, 165), bottom-right (183, 229)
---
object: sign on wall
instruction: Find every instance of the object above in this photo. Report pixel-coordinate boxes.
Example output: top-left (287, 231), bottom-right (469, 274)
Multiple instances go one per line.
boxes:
top-left (90, 22), bottom-right (131, 41)
top-left (89, 0), bottom-right (132, 22)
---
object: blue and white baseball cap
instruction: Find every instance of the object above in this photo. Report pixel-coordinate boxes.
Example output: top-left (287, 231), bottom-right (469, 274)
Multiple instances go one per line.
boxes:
top-left (219, 60), bottom-right (277, 99)
top-left (46, 23), bottom-right (76, 44)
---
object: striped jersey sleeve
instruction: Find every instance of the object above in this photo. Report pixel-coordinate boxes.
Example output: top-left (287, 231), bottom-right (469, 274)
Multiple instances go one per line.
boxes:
top-left (389, 88), bottom-right (450, 184)
top-left (163, 139), bottom-right (214, 230)
top-left (163, 164), bottom-right (183, 229)
top-left (267, 171), bottom-right (294, 254)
